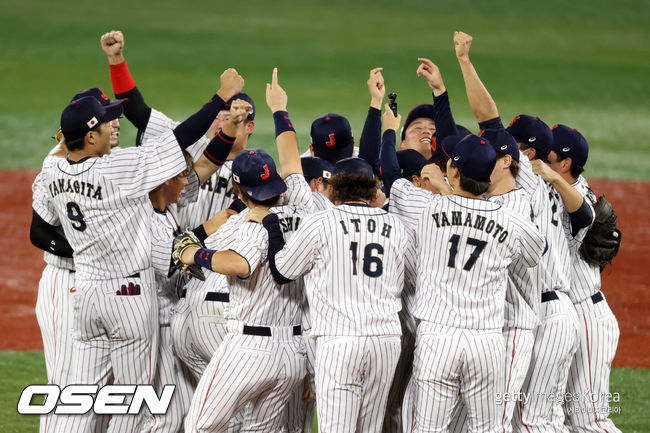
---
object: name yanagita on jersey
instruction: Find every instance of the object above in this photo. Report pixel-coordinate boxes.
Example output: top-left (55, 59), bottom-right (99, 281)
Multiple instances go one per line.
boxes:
top-left (48, 178), bottom-right (103, 200)
top-left (430, 211), bottom-right (509, 243)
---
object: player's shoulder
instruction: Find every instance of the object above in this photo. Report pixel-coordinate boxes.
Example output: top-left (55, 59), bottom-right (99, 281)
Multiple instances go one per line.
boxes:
top-left (573, 175), bottom-right (596, 203)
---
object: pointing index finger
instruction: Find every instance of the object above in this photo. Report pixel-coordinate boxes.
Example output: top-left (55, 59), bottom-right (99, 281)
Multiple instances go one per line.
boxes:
top-left (272, 67), bottom-right (278, 87)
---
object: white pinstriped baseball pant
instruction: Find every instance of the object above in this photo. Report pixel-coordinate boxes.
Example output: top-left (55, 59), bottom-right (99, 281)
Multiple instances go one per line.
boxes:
top-left (184, 321), bottom-right (306, 433)
top-left (54, 268), bottom-right (159, 433)
top-left (412, 322), bottom-right (505, 433)
top-left (315, 335), bottom-right (401, 433)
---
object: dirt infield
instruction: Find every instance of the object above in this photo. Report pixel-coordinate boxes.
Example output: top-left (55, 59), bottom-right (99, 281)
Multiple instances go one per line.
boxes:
top-left (1, 170), bottom-right (648, 367)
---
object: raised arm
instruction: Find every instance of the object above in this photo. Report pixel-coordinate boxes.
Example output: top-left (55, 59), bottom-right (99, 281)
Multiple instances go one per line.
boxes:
top-left (101, 30), bottom-right (152, 131)
top-left (358, 68), bottom-right (384, 170)
top-left (193, 98), bottom-right (251, 183)
top-left (172, 68), bottom-right (244, 150)
top-left (266, 68), bottom-right (302, 178)
top-left (454, 31), bottom-right (500, 124)
top-left (379, 103), bottom-right (402, 195)
top-left (417, 57), bottom-right (459, 142)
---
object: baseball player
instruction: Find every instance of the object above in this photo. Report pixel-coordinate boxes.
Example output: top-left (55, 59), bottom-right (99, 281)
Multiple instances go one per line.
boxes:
top-left (30, 87), bottom-right (123, 433)
top-left (148, 150), bottom-right (197, 433)
top-left (451, 32), bottom-right (597, 433)
top-left (378, 102), bottom-right (450, 433)
top-left (175, 68), bottom-right (313, 433)
top-left (34, 63), bottom-right (244, 433)
top-left (532, 125), bottom-right (622, 433)
top-left (260, 155), bottom-right (414, 433)
top-left (100, 30), bottom-right (250, 389)
top-left (411, 134), bottom-right (545, 433)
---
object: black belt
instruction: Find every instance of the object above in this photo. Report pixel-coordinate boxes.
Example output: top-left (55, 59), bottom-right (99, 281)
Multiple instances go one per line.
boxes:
top-left (205, 292), bottom-right (229, 302)
top-left (243, 325), bottom-right (302, 337)
top-left (591, 292), bottom-right (604, 304)
top-left (541, 291), bottom-right (559, 302)
top-left (178, 290), bottom-right (230, 303)
top-left (127, 272), bottom-right (140, 279)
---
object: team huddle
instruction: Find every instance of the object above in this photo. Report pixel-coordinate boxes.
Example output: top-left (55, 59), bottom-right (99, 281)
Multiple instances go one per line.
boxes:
top-left (29, 29), bottom-right (622, 433)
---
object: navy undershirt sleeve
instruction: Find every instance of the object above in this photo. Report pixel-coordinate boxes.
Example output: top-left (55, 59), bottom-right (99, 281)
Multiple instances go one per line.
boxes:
top-left (432, 91), bottom-right (459, 142)
top-left (379, 129), bottom-right (402, 197)
top-left (359, 107), bottom-right (382, 174)
top-left (173, 95), bottom-right (227, 150)
top-left (570, 200), bottom-right (594, 236)
top-left (262, 214), bottom-right (293, 285)
top-left (115, 86), bottom-right (152, 133)
top-left (30, 210), bottom-right (74, 258)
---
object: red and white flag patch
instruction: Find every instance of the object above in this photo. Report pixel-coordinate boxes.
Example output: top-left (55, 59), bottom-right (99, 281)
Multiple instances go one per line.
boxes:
top-left (87, 117), bottom-right (98, 128)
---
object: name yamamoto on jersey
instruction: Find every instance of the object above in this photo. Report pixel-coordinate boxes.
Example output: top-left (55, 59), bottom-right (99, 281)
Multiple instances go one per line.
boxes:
top-left (430, 210), bottom-right (509, 243)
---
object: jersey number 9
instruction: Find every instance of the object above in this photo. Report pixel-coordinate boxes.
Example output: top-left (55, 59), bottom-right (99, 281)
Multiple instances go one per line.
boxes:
top-left (66, 201), bottom-right (87, 232)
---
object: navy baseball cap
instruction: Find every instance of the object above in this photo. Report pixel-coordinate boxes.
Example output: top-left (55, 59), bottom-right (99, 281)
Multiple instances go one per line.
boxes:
top-left (506, 114), bottom-right (553, 155)
top-left (310, 113), bottom-right (354, 165)
top-left (61, 96), bottom-right (123, 142)
top-left (479, 128), bottom-right (520, 162)
top-left (232, 149), bottom-right (287, 201)
top-left (332, 157), bottom-right (374, 180)
top-left (450, 135), bottom-right (496, 182)
top-left (71, 87), bottom-right (116, 106)
top-left (225, 92), bottom-right (255, 121)
top-left (551, 124), bottom-right (589, 167)
top-left (430, 135), bottom-right (464, 164)
top-left (396, 149), bottom-right (429, 178)
top-left (301, 156), bottom-right (333, 180)
top-left (401, 104), bottom-right (435, 140)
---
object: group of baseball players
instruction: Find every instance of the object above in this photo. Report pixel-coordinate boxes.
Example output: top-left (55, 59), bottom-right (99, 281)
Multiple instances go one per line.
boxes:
top-left (29, 29), bottom-right (621, 433)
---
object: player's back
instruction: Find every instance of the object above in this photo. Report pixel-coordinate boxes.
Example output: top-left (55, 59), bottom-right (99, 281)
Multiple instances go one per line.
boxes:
top-left (415, 195), bottom-right (544, 330)
top-left (36, 131), bottom-right (186, 280)
top-left (303, 204), bottom-right (411, 337)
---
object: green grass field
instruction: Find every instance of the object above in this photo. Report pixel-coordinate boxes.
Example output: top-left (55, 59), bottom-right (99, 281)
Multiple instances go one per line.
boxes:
top-left (1, 351), bottom-right (648, 433)
top-left (1, 0), bottom-right (649, 178)
top-left (1, 0), bottom-right (649, 431)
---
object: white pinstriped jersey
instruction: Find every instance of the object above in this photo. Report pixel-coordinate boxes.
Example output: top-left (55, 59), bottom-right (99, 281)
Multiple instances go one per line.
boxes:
top-left (389, 178), bottom-right (441, 230)
top-left (151, 205), bottom-right (184, 325)
top-left (517, 153), bottom-right (572, 293)
top-left (489, 189), bottom-right (541, 330)
top-left (273, 203), bottom-right (414, 337)
top-left (33, 131), bottom-right (186, 280)
top-left (311, 190), bottom-right (334, 211)
top-left (206, 174), bottom-right (314, 327)
top-left (32, 156), bottom-right (75, 271)
top-left (141, 108), bottom-right (237, 231)
top-left (415, 195), bottom-right (545, 330)
top-left (564, 176), bottom-right (599, 302)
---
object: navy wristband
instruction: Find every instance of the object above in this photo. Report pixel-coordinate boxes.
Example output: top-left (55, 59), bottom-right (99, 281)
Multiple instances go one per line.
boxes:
top-left (204, 130), bottom-right (235, 165)
top-left (273, 111), bottom-right (295, 137)
top-left (194, 248), bottom-right (216, 270)
top-left (191, 225), bottom-right (209, 243)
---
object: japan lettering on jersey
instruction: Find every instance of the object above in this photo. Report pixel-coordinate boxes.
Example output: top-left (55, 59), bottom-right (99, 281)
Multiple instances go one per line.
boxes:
top-left (272, 203), bottom-right (415, 337)
top-left (415, 195), bottom-right (545, 330)
top-left (33, 130), bottom-right (186, 280)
